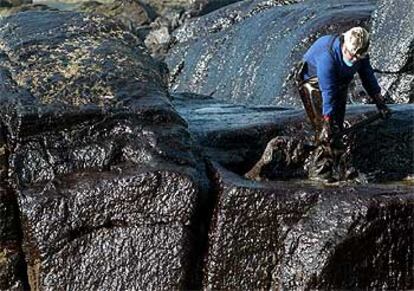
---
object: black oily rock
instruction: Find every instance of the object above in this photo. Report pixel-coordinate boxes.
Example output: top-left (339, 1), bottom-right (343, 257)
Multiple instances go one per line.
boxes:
top-left (0, 124), bottom-right (27, 290)
top-left (0, 4), bottom-right (57, 17)
top-left (20, 169), bottom-right (198, 290)
top-left (205, 163), bottom-right (414, 290)
top-left (0, 11), bottom-right (207, 289)
top-left (140, 0), bottom-right (249, 60)
top-left (171, 0), bottom-right (304, 44)
top-left (370, 0), bottom-right (413, 73)
top-left (0, 186), bottom-right (26, 290)
top-left (0, 11), bottom-right (168, 107)
top-left (0, 0), bottom-right (31, 8)
top-left (77, 0), bottom-right (158, 36)
top-left (166, 0), bottom-right (375, 107)
top-left (172, 92), bottom-right (306, 174)
top-left (143, 0), bottom-right (244, 16)
top-left (349, 105), bottom-right (414, 181)
top-left (190, 0), bottom-right (255, 16)
top-left (173, 92), bottom-right (414, 182)
top-left (369, 0), bottom-right (414, 103)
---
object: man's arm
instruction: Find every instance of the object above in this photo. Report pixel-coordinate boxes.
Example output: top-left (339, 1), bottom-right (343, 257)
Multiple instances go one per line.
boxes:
top-left (316, 56), bottom-right (338, 143)
top-left (358, 56), bottom-right (391, 118)
top-left (317, 56), bottom-right (338, 120)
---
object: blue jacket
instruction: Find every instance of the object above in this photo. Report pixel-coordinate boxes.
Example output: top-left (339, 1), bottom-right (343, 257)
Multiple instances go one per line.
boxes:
top-left (303, 35), bottom-right (381, 117)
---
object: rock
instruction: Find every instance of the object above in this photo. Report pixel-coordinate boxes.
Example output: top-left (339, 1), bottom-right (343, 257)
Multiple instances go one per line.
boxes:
top-left (171, 0), bottom-right (303, 44)
top-left (370, 0), bottom-right (413, 74)
top-left (0, 11), bottom-right (208, 289)
top-left (77, 0), bottom-right (158, 35)
top-left (205, 162), bottom-right (414, 290)
top-left (0, 0), bottom-right (31, 8)
top-left (143, 0), bottom-right (244, 17)
top-left (0, 4), bottom-right (56, 17)
top-left (370, 0), bottom-right (414, 103)
top-left (166, 0), bottom-right (375, 107)
top-left (173, 92), bottom-right (414, 182)
top-left (172, 92), bottom-right (300, 174)
top-left (144, 25), bottom-right (171, 59)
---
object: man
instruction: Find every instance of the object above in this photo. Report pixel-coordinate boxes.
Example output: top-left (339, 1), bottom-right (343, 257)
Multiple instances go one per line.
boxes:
top-left (296, 27), bottom-right (391, 181)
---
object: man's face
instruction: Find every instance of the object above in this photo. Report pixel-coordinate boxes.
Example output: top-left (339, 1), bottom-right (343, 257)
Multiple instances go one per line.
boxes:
top-left (342, 45), bottom-right (367, 63)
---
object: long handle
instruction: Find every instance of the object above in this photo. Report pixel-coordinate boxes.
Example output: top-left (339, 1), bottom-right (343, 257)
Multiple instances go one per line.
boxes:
top-left (331, 112), bottom-right (387, 140)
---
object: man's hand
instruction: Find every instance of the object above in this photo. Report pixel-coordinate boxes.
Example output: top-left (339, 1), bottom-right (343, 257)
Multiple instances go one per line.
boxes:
top-left (373, 93), bottom-right (392, 119)
top-left (377, 102), bottom-right (391, 119)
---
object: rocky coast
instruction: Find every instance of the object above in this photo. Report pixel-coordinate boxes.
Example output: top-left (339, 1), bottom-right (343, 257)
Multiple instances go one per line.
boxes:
top-left (0, 0), bottom-right (413, 289)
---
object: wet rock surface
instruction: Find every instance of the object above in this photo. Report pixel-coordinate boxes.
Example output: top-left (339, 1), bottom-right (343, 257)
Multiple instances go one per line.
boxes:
top-left (370, 0), bottom-right (414, 103)
top-left (0, 3), bottom-right (412, 290)
top-left (143, 0), bottom-right (244, 17)
top-left (172, 92), bottom-right (305, 173)
top-left (166, 0), bottom-right (374, 106)
top-left (0, 123), bottom-right (27, 290)
top-left (0, 3), bottom-right (56, 17)
top-left (142, 0), bottom-right (248, 61)
top-left (77, 0), bottom-right (158, 36)
top-left (0, 11), bottom-right (207, 289)
top-left (173, 92), bottom-right (414, 182)
top-left (0, 0), bottom-right (31, 8)
top-left (205, 163), bottom-right (414, 290)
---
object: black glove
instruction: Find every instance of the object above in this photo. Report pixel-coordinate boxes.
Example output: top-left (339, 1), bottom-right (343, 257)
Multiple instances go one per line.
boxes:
top-left (373, 94), bottom-right (391, 119)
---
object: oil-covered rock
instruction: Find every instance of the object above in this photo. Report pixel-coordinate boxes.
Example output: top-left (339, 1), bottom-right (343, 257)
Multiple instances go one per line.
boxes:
top-left (76, 0), bottom-right (158, 36)
top-left (0, 0), bottom-right (31, 8)
top-left (174, 92), bottom-right (414, 182)
top-left (370, 0), bottom-right (414, 103)
top-left (166, 0), bottom-right (375, 106)
top-left (142, 0), bottom-right (244, 17)
top-left (0, 122), bottom-right (27, 290)
top-left (0, 11), bottom-right (207, 290)
top-left (205, 163), bottom-right (414, 290)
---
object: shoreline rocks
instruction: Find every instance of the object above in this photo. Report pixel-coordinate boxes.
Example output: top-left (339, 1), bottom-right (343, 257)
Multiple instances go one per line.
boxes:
top-left (166, 0), bottom-right (375, 106)
top-left (205, 162), bottom-right (414, 290)
top-left (0, 11), bottom-right (208, 289)
top-left (0, 6), bottom-right (412, 290)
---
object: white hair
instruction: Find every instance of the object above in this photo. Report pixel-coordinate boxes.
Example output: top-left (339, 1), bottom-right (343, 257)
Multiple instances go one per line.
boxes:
top-left (343, 27), bottom-right (370, 55)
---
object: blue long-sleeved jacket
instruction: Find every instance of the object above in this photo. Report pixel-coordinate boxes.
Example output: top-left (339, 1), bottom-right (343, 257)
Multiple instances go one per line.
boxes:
top-left (303, 35), bottom-right (381, 117)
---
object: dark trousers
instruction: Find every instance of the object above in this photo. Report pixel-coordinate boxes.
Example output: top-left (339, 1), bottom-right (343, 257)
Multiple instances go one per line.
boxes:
top-left (297, 72), bottom-right (349, 180)
top-left (298, 77), bottom-right (347, 135)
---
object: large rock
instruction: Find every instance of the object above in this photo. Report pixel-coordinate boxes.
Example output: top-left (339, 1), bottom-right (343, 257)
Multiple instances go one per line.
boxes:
top-left (370, 0), bottom-right (414, 103)
top-left (205, 163), bottom-right (414, 290)
top-left (166, 0), bottom-right (375, 107)
top-left (0, 11), bottom-right (207, 290)
top-left (173, 92), bottom-right (414, 182)
top-left (142, 0), bottom-right (251, 60)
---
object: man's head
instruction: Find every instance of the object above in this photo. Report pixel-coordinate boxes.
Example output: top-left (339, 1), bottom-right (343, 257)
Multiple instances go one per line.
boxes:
top-left (342, 27), bottom-right (370, 64)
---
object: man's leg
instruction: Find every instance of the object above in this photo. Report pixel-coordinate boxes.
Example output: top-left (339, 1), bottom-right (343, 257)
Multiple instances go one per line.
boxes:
top-left (298, 79), bottom-right (323, 132)
top-left (330, 91), bottom-right (351, 180)
top-left (297, 79), bottom-right (336, 181)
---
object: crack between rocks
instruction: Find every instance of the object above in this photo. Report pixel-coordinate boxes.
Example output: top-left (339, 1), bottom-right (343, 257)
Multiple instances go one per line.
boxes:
top-left (0, 121), bottom-right (30, 290)
top-left (182, 159), bottom-right (219, 290)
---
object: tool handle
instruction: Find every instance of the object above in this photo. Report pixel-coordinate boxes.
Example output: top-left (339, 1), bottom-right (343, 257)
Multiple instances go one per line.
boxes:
top-left (331, 112), bottom-right (388, 140)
